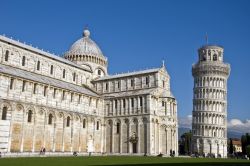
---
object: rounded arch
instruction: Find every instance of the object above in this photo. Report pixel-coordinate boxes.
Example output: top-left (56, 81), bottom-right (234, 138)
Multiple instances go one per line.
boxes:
top-left (81, 63), bottom-right (93, 72)
top-left (66, 116), bottom-right (71, 127)
top-left (16, 103), bottom-right (24, 112)
top-left (82, 117), bottom-right (87, 128)
top-left (1, 102), bottom-right (12, 111)
top-left (1, 103), bottom-right (11, 120)
top-left (95, 66), bottom-right (106, 76)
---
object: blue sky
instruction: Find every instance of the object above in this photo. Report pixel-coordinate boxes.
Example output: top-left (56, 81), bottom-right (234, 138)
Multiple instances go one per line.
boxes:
top-left (1, 0), bottom-right (249, 125)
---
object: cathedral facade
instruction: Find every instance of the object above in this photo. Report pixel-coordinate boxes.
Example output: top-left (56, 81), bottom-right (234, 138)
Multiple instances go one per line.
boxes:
top-left (0, 29), bottom-right (178, 156)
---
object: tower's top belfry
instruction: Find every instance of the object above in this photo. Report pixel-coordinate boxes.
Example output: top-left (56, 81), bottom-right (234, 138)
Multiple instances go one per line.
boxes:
top-left (198, 45), bottom-right (224, 62)
top-left (192, 45), bottom-right (230, 78)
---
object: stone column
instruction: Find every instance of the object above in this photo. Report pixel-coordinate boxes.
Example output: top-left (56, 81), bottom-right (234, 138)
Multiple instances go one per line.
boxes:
top-left (103, 121), bottom-right (106, 153)
top-left (166, 128), bottom-right (168, 155)
top-left (128, 98), bottom-right (131, 115)
top-left (32, 111), bottom-right (37, 152)
top-left (20, 110), bottom-right (25, 153)
top-left (119, 120), bottom-right (123, 153)
top-left (112, 100), bottom-right (115, 116)
top-left (158, 124), bottom-right (161, 153)
top-left (137, 96), bottom-right (140, 114)
top-left (171, 129), bottom-right (173, 152)
top-left (146, 120), bottom-right (151, 154)
top-left (121, 99), bottom-right (123, 115)
top-left (128, 120), bottom-right (132, 154)
top-left (137, 120), bottom-right (140, 153)
top-left (154, 122), bottom-right (157, 154)
top-left (111, 121), bottom-right (114, 153)
top-left (78, 120), bottom-right (81, 153)
top-left (62, 117), bottom-right (65, 152)
top-left (146, 95), bottom-right (151, 114)
top-left (126, 98), bottom-right (129, 115)
top-left (142, 96), bottom-right (145, 114)
top-left (7, 103), bottom-right (14, 153)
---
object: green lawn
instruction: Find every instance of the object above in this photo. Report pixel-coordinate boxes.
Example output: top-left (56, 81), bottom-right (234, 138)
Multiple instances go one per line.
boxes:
top-left (0, 156), bottom-right (249, 166)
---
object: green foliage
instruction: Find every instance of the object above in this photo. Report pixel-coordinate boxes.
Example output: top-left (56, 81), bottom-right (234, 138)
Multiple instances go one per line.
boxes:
top-left (229, 139), bottom-right (233, 154)
top-left (241, 133), bottom-right (250, 155)
top-left (180, 131), bottom-right (192, 155)
top-left (246, 145), bottom-right (250, 157)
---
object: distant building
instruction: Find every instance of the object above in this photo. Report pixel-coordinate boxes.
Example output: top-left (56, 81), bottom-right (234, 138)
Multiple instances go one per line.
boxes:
top-left (232, 139), bottom-right (242, 153)
top-left (0, 29), bottom-right (178, 156)
top-left (191, 45), bottom-right (230, 158)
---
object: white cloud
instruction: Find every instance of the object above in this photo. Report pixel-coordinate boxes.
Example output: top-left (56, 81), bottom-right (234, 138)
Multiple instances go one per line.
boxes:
top-left (178, 115), bottom-right (192, 128)
top-left (178, 116), bottom-right (250, 134)
top-left (227, 119), bottom-right (250, 134)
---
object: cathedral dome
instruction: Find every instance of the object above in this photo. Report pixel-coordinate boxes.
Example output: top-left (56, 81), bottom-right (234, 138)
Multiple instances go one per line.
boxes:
top-left (64, 29), bottom-right (108, 77)
top-left (64, 29), bottom-right (106, 59)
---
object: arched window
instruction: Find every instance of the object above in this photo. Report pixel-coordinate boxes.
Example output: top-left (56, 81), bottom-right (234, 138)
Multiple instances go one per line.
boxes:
top-left (22, 80), bottom-right (26, 92)
top-left (10, 78), bottom-right (14, 90)
top-left (4, 50), bottom-right (9, 61)
top-left (202, 55), bottom-right (206, 61)
top-left (63, 69), bottom-right (66, 78)
top-left (1, 106), bottom-right (7, 120)
top-left (140, 97), bottom-right (143, 107)
top-left (50, 65), bottom-right (53, 75)
top-left (71, 93), bottom-right (73, 102)
top-left (146, 76), bottom-right (149, 85)
top-left (117, 81), bottom-right (120, 89)
top-left (33, 83), bottom-right (37, 94)
top-left (213, 54), bottom-right (218, 61)
top-left (73, 73), bottom-right (76, 81)
top-left (98, 69), bottom-right (101, 76)
top-left (116, 122), bottom-right (120, 134)
top-left (83, 119), bottom-right (86, 128)
top-left (66, 116), bottom-right (70, 127)
top-left (27, 110), bottom-right (32, 122)
top-left (105, 83), bottom-right (108, 90)
top-left (37, 61), bottom-right (40, 70)
top-left (48, 114), bottom-right (53, 125)
top-left (115, 100), bottom-right (117, 109)
top-left (131, 98), bottom-right (134, 107)
top-left (123, 99), bottom-right (126, 108)
top-left (131, 79), bottom-right (134, 87)
top-left (22, 56), bottom-right (26, 66)
top-left (44, 86), bottom-right (48, 97)
top-left (53, 88), bottom-right (57, 98)
top-left (96, 121), bottom-right (99, 130)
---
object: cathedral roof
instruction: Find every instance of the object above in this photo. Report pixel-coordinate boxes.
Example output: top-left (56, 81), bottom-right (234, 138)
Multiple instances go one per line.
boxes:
top-left (0, 35), bottom-right (92, 72)
top-left (94, 67), bottom-right (162, 81)
top-left (64, 29), bottom-right (106, 59)
top-left (0, 64), bottom-right (99, 97)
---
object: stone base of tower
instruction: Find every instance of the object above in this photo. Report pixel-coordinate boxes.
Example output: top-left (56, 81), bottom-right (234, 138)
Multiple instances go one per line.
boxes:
top-left (192, 137), bottom-right (227, 158)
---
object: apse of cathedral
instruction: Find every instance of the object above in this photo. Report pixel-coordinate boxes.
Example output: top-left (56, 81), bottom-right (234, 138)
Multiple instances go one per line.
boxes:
top-left (0, 29), bottom-right (178, 156)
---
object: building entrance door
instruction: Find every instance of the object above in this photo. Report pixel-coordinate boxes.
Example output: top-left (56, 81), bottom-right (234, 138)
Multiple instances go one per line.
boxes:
top-left (132, 143), bottom-right (137, 153)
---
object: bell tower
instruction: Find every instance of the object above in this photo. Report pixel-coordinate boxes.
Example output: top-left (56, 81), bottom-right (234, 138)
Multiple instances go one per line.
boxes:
top-left (191, 44), bottom-right (230, 158)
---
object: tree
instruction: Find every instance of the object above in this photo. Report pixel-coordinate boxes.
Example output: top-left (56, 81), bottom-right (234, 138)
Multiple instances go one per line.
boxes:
top-left (179, 131), bottom-right (192, 155)
top-left (246, 145), bottom-right (250, 157)
top-left (229, 138), bottom-right (234, 154)
top-left (246, 133), bottom-right (250, 146)
top-left (241, 135), bottom-right (247, 155)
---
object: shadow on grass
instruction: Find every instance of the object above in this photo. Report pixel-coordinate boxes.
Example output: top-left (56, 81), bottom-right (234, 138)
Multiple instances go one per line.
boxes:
top-left (97, 162), bottom-right (250, 166)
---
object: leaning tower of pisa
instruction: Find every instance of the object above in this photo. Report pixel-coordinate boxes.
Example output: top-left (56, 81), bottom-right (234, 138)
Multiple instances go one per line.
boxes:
top-left (191, 45), bottom-right (230, 158)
